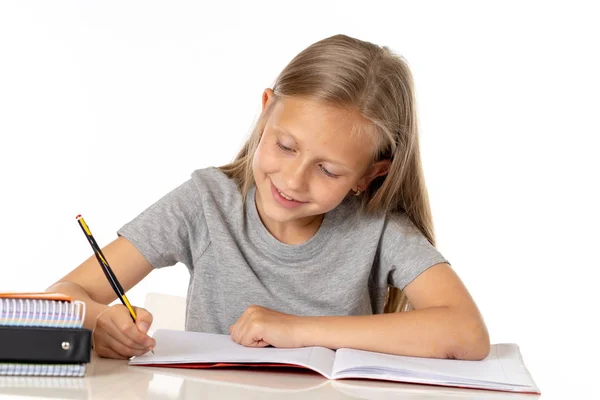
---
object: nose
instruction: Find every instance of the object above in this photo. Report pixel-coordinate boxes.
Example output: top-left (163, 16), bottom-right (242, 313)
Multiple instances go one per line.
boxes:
top-left (281, 158), bottom-right (309, 193)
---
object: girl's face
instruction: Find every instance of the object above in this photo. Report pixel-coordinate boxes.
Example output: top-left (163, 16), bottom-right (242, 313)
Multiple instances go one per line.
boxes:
top-left (252, 90), bottom-right (388, 226)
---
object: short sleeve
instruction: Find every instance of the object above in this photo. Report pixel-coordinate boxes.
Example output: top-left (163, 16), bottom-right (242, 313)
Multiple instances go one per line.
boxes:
top-left (379, 214), bottom-right (449, 290)
top-left (117, 179), bottom-right (208, 269)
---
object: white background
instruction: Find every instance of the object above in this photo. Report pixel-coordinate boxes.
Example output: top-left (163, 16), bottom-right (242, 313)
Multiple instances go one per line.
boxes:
top-left (1, 1), bottom-right (598, 398)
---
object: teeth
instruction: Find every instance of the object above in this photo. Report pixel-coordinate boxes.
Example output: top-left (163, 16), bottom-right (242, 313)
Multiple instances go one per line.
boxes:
top-left (277, 189), bottom-right (294, 201)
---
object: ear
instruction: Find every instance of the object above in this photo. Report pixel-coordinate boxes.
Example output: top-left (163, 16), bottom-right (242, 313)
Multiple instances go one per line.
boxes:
top-left (356, 159), bottom-right (391, 190)
top-left (262, 88), bottom-right (275, 112)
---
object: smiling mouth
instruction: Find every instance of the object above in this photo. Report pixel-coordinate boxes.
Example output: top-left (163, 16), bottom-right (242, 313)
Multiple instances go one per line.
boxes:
top-left (272, 182), bottom-right (306, 203)
top-left (276, 188), bottom-right (295, 201)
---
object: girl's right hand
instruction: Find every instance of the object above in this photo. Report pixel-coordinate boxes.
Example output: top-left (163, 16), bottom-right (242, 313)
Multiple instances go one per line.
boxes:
top-left (92, 305), bottom-right (156, 359)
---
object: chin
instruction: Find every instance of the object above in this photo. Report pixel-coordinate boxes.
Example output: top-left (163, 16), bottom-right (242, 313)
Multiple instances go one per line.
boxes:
top-left (263, 207), bottom-right (296, 223)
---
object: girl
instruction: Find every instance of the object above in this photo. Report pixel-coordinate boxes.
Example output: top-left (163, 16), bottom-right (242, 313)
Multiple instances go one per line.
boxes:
top-left (47, 34), bottom-right (490, 361)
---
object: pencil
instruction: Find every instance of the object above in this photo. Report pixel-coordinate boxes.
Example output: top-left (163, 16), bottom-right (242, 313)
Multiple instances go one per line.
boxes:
top-left (76, 214), bottom-right (154, 354)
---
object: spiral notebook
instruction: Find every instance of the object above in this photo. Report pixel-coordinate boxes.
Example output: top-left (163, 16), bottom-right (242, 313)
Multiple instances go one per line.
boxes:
top-left (0, 292), bottom-right (90, 377)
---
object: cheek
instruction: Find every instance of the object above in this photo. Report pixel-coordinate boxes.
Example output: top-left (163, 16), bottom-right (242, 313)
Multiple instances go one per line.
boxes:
top-left (314, 181), bottom-right (350, 207)
top-left (252, 142), bottom-right (280, 175)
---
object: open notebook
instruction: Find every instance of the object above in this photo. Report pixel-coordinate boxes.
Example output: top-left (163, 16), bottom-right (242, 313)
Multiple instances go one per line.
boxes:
top-left (129, 329), bottom-right (540, 394)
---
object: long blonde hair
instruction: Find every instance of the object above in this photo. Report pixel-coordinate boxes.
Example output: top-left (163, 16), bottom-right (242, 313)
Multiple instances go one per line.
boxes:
top-left (220, 34), bottom-right (435, 313)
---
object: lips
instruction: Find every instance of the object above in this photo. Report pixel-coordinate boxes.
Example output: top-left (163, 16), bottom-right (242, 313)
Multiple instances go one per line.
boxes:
top-left (272, 181), bottom-right (304, 202)
top-left (276, 187), bottom-right (295, 201)
top-left (270, 180), bottom-right (307, 209)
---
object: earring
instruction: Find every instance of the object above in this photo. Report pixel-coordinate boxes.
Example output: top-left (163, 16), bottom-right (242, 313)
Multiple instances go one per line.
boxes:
top-left (353, 187), bottom-right (362, 196)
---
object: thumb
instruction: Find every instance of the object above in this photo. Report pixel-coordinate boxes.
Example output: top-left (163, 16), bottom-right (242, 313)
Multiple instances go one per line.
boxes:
top-left (134, 307), bottom-right (153, 334)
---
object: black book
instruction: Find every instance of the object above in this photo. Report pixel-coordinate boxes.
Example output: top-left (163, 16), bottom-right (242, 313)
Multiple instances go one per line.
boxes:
top-left (0, 326), bottom-right (91, 364)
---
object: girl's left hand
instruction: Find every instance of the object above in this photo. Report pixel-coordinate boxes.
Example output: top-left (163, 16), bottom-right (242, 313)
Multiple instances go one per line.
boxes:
top-left (229, 305), bottom-right (305, 348)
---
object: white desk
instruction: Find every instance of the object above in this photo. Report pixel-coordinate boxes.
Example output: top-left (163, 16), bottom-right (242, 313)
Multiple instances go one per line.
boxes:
top-left (0, 353), bottom-right (541, 399)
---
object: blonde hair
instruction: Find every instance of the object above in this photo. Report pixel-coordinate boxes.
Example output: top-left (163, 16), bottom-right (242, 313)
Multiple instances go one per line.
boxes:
top-left (220, 34), bottom-right (435, 313)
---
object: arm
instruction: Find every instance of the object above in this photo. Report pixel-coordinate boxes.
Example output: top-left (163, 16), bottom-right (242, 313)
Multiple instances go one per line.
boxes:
top-left (300, 263), bottom-right (489, 360)
top-left (46, 236), bottom-right (154, 330)
top-left (230, 263), bottom-right (490, 360)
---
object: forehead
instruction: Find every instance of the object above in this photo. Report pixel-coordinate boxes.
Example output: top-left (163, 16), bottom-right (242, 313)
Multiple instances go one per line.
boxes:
top-left (269, 96), bottom-right (376, 165)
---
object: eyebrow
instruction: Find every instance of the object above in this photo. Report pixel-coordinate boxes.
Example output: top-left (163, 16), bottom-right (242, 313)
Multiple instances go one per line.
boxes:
top-left (272, 125), bottom-right (353, 170)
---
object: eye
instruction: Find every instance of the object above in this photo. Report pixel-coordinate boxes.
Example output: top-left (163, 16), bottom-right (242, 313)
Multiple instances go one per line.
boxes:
top-left (319, 165), bottom-right (339, 178)
top-left (276, 141), bottom-right (294, 152)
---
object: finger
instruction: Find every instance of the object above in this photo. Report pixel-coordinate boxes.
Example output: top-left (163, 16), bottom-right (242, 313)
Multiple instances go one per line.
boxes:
top-left (95, 308), bottom-right (146, 350)
top-left (240, 334), bottom-right (269, 347)
top-left (100, 328), bottom-right (151, 358)
top-left (246, 339), bottom-right (270, 348)
top-left (95, 342), bottom-right (129, 360)
top-left (94, 329), bottom-right (137, 359)
top-left (232, 321), bottom-right (247, 345)
top-left (133, 307), bottom-right (154, 334)
top-left (239, 326), bottom-right (265, 347)
top-left (230, 322), bottom-right (240, 343)
top-left (109, 307), bottom-right (155, 349)
top-left (132, 307), bottom-right (156, 348)
top-left (102, 318), bottom-right (148, 350)
top-left (95, 338), bottom-right (129, 360)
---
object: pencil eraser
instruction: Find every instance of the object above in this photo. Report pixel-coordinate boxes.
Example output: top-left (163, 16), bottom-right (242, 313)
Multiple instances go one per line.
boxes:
top-left (76, 214), bottom-right (82, 220)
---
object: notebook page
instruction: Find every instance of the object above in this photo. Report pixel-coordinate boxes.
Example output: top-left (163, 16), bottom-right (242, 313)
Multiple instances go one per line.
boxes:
top-left (494, 344), bottom-right (539, 392)
top-left (129, 329), bottom-right (336, 378)
top-left (332, 344), bottom-right (537, 390)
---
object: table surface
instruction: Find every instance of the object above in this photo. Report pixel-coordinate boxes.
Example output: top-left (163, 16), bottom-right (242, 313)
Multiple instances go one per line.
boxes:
top-left (0, 353), bottom-right (541, 400)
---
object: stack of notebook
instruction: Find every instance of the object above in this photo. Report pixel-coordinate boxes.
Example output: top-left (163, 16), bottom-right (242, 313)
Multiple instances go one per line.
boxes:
top-left (0, 292), bottom-right (92, 377)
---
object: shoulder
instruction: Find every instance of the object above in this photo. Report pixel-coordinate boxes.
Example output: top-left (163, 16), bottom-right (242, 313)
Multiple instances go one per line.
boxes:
top-left (334, 199), bottom-right (427, 244)
top-left (385, 212), bottom-right (425, 238)
top-left (329, 198), bottom-right (386, 241)
top-left (189, 166), bottom-right (243, 208)
top-left (334, 198), bottom-right (417, 232)
top-left (190, 167), bottom-right (237, 192)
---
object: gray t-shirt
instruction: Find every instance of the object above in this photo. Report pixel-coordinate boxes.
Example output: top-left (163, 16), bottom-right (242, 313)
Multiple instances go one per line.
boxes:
top-left (118, 167), bottom-right (448, 334)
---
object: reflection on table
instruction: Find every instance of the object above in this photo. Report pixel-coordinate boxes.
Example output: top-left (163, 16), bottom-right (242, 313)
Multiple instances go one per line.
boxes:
top-left (0, 353), bottom-right (541, 400)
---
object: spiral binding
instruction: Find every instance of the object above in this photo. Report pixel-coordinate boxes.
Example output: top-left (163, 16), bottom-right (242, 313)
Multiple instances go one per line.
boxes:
top-left (0, 298), bottom-right (86, 328)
